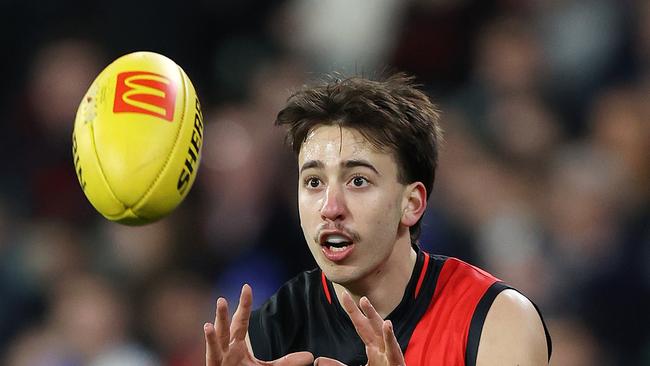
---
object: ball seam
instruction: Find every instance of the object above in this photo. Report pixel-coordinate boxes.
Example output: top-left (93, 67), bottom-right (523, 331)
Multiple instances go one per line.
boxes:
top-left (88, 119), bottom-right (141, 221)
top-left (132, 64), bottom-right (189, 217)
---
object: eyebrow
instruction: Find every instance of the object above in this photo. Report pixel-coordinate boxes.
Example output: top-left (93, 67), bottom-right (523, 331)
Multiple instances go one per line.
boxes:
top-left (343, 159), bottom-right (380, 175)
top-left (300, 159), bottom-right (380, 175)
top-left (300, 160), bottom-right (324, 174)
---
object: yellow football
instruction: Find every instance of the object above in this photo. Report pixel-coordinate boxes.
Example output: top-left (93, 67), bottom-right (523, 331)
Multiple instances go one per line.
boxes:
top-left (72, 51), bottom-right (203, 225)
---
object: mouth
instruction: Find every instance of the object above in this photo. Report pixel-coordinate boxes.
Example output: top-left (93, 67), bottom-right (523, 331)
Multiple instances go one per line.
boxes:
top-left (319, 231), bottom-right (355, 262)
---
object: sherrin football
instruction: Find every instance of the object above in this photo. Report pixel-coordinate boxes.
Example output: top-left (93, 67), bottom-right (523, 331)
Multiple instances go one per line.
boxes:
top-left (72, 51), bottom-right (203, 225)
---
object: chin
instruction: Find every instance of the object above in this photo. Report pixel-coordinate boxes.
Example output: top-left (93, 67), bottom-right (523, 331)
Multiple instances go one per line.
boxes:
top-left (320, 261), bottom-right (365, 285)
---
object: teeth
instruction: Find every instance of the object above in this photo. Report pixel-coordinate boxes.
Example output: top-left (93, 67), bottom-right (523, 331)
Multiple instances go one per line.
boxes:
top-left (325, 235), bottom-right (349, 244)
top-left (330, 245), bottom-right (348, 252)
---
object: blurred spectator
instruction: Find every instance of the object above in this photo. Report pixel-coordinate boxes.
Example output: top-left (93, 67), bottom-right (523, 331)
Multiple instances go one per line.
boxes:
top-left (588, 85), bottom-right (650, 206)
top-left (27, 39), bottom-right (104, 143)
top-left (3, 327), bottom-right (69, 366)
top-left (535, 0), bottom-right (625, 97)
top-left (279, 0), bottom-right (406, 72)
top-left (542, 143), bottom-right (649, 362)
top-left (390, 0), bottom-right (499, 93)
top-left (546, 316), bottom-right (604, 366)
top-left (474, 16), bottom-right (545, 96)
top-left (98, 220), bottom-right (176, 286)
top-left (198, 57), bottom-right (311, 277)
top-left (0, 220), bottom-right (87, 352)
top-left (5, 273), bottom-right (157, 366)
top-left (49, 274), bottom-right (131, 363)
top-left (143, 272), bottom-right (211, 366)
top-left (449, 15), bottom-right (552, 145)
top-left (2, 38), bottom-right (104, 221)
top-left (485, 94), bottom-right (563, 170)
top-left (532, 0), bottom-right (630, 134)
top-left (476, 206), bottom-right (550, 303)
top-left (544, 144), bottom-right (629, 292)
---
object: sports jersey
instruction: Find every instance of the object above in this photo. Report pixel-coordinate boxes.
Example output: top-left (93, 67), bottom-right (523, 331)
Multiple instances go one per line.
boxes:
top-left (249, 246), bottom-right (552, 365)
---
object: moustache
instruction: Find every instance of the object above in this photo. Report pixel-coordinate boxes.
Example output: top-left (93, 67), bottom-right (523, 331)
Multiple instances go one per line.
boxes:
top-left (314, 223), bottom-right (361, 243)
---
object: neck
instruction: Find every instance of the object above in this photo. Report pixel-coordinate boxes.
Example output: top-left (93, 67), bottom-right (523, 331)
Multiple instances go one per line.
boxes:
top-left (332, 239), bottom-right (418, 318)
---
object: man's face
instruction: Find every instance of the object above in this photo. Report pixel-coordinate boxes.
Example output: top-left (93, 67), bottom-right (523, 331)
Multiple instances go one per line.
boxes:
top-left (298, 125), bottom-right (409, 285)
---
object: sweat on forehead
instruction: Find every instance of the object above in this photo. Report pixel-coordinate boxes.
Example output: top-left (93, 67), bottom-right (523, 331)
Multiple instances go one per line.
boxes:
top-left (301, 125), bottom-right (391, 156)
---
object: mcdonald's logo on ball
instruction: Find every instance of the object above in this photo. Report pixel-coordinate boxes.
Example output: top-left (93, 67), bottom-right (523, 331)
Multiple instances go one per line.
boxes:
top-left (113, 71), bottom-right (178, 121)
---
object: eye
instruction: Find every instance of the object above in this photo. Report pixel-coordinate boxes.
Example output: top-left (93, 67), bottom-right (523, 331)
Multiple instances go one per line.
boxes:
top-left (350, 176), bottom-right (369, 187)
top-left (305, 177), bottom-right (321, 188)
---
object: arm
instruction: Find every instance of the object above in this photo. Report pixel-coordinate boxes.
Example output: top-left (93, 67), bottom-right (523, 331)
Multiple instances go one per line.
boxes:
top-left (476, 289), bottom-right (548, 365)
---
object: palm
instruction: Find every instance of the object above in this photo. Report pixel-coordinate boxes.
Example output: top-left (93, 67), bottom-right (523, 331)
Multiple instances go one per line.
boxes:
top-left (204, 284), bottom-right (314, 366)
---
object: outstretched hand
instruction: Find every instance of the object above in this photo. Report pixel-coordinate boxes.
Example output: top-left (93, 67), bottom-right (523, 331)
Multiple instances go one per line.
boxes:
top-left (204, 284), bottom-right (314, 366)
top-left (315, 291), bottom-right (405, 366)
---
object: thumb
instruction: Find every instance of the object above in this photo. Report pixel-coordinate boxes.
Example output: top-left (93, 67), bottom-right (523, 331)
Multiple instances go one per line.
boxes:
top-left (314, 357), bottom-right (348, 366)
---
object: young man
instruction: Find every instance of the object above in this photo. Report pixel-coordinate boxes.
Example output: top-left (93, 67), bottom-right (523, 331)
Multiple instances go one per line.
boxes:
top-left (204, 74), bottom-right (551, 366)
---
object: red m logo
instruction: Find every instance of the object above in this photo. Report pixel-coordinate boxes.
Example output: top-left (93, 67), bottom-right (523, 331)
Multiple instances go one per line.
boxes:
top-left (113, 71), bottom-right (177, 121)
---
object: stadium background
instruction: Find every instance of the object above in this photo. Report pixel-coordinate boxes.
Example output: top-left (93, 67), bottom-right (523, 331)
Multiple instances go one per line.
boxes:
top-left (0, 0), bottom-right (648, 364)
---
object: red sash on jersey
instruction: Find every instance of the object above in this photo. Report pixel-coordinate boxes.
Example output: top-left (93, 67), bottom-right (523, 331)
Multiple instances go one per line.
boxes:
top-left (404, 257), bottom-right (500, 365)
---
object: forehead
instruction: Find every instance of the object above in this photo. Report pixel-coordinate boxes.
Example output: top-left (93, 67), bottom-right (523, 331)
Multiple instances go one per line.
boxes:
top-left (298, 125), bottom-right (391, 165)
top-left (298, 125), bottom-right (397, 172)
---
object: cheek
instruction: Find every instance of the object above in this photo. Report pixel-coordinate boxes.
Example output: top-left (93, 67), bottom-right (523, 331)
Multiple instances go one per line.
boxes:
top-left (364, 196), bottom-right (401, 230)
top-left (298, 210), bottom-right (315, 247)
top-left (298, 192), bottom-right (319, 229)
top-left (297, 199), bottom-right (310, 227)
top-left (298, 190), bottom-right (316, 211)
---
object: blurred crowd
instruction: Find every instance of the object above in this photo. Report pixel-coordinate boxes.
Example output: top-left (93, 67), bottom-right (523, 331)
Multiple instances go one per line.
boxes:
top-left (0, 0), bottom-right (648, 365)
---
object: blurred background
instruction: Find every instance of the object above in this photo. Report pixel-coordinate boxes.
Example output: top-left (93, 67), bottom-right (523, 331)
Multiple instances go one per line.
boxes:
top-left (0, 0), bottom-right (648, 365)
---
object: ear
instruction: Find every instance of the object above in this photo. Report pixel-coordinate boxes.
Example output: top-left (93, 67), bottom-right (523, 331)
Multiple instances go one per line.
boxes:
top-left (400, 182), bottom-right (427, 227)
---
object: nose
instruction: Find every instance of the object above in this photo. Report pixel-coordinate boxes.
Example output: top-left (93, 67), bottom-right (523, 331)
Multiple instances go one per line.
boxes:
top-left (320, 185), bottom-right (346, 221)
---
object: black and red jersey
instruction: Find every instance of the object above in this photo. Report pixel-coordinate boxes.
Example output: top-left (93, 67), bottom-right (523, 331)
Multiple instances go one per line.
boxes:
top-left (249, 246), bottom-right (552, 365)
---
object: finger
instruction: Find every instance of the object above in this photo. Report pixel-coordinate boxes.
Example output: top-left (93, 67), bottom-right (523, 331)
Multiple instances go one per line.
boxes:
top-left (231, 284), bottom-right (253, 341)
top-left (313, 356), bottom-right (347, 366)
top-left (359, 297), bottom-right (383, 336)
top-left (215, 297), bottom-right (230, 351)
top-left (382, 320), bottom-right (405, 366)
top-left (270, 351), bottom-right (315, 365)
top-left (204, 322), bottom-right (221, 366)
top-left (340, 291), bottom-right (377, 346)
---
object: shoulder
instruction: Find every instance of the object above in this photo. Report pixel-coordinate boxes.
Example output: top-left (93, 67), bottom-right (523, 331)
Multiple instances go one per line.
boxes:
top-left (440, 257), bottom-right (498, 281)
top-left (476, 289), bottom-right (549, 365)
top-left (428, 256), bottom-right (551, 364)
